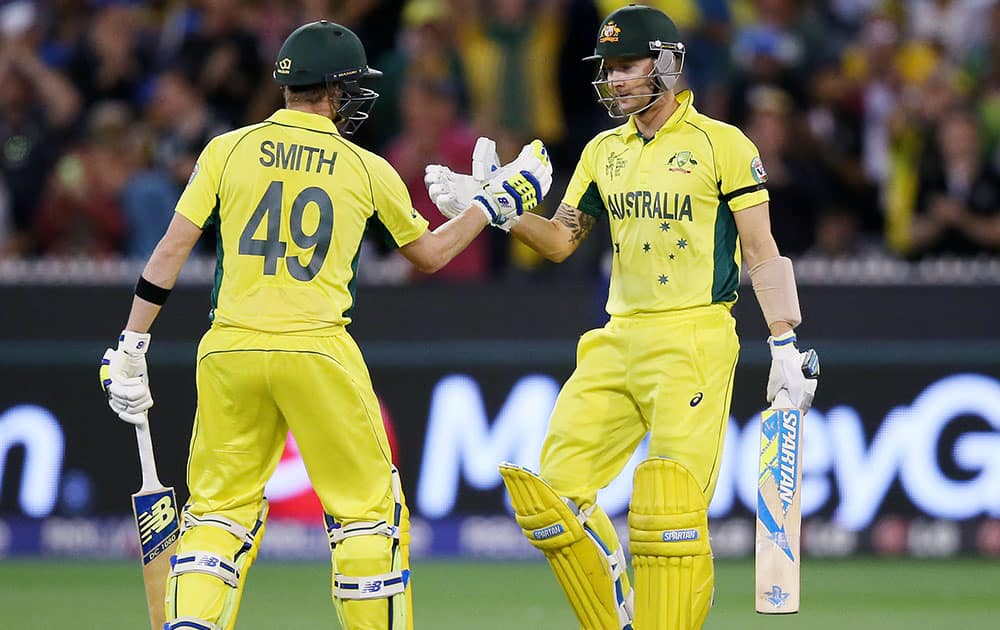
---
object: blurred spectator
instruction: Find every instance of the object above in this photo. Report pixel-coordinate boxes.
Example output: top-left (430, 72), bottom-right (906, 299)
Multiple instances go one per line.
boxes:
top-left (805, 58), bottom-right (883, 242)
top-left (120, 69), bottom-right (227, 259)
top-left (745, 86), bottom-right (829, 255)
top-left (359, 0), bottom-right (468, 152)
top-left (385, 76), bottom-right (489, 281)
top-left (0, 7), bottom-right (81, 256)
top-left (454, 0), bottom-right (566, 148)
top-left (555, 0), bottom-right (603, 163)
top-left (175, 0), bottom-right (263, 127)
top-left (907, 0), bottom-right (992, 61)
top-left (907, 110), bottom-right (1000, 257)
top-left (964, 3), bottom-right (1000, 160)
top-left (726, 0), bottom-right (827, 125)
top-left (34, 101), bottom-right (134, 257)
top-left (884, 66), bottom-right (964, 254)
top-left (64, 2), bottom-right (150, 112)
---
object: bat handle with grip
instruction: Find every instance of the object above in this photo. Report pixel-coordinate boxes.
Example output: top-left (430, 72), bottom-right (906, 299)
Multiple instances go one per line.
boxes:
top-left (134, 412), bottom-right (164, 493)
top-left (772, 389), bottom-right (793, 410)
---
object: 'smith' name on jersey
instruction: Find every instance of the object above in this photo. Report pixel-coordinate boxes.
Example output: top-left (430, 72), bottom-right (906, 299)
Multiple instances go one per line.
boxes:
top-left (259, 140), bottom-right (337, 175)
top-left (778, 410), bottom-right (800, 511)
top-left (606, 191), bottom-right (693, 221)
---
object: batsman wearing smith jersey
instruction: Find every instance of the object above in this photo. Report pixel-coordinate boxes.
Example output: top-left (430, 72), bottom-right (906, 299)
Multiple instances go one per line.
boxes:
top-left (99, 20), bottom-right (552, 630)
top-left (495, 6), bottom-right (820, 630)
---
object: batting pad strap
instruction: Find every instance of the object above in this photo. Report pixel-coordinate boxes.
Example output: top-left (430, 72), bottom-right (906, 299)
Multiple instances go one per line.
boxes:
top-left (165, 617), bottom-right (220, 630)
top-left (334, 569), bottom-right (411, 600)
top-left (749, 256), bottom-right (802, 329)
top-left (584, 526), bottom-right (635, 628)
top-left (183, 510), bottom-right (251, 544)
top-left (170, 551), bottom-right (240, 588)
top-left (326, 519), bottom-right (400, 547)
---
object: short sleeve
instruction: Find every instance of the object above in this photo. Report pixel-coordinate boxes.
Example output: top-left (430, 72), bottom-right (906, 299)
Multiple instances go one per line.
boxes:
top-left (562, 141), bottom-right (606, 219)
top-left (716, 127), bottom-right (770, 212)
top-left (174, 139), bottom-right (222, 228)
top-left (368, 155), bottom-right (429, 247)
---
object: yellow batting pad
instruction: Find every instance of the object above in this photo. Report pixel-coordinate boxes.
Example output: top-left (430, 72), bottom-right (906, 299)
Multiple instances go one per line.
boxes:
top-left (629, 458), bottom-right (713, 630)
top-left (166, 501), bottom-right (268, 630)
top-left (500, 463), bottom-right (633, 629)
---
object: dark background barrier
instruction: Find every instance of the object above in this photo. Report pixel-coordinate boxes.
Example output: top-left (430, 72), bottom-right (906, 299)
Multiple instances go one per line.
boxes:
top-left (2, 281), bottom-right (999, 558)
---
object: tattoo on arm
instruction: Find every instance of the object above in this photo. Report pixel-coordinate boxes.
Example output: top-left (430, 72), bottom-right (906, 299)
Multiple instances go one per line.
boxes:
top-left (553, 203), bottom-right (596, 244)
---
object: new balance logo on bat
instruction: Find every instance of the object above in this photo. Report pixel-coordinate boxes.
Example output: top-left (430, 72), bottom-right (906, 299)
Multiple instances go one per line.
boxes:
top-left (137, 495), bottom-right (177, 545)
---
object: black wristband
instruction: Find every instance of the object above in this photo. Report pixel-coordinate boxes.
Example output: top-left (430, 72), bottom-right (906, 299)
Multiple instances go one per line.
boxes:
top-left (135, 275), bottom-right (172, 306)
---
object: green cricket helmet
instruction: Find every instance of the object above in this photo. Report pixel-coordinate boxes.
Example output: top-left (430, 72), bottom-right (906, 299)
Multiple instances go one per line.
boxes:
top-left (584, 4), bottom-right (686, 118)
top-left (273, 20), bottom-right (383, 135)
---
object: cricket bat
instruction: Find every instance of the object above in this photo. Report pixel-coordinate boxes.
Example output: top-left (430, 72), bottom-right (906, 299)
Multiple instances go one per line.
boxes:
top-left (130, 412), bottom-right (181, 629)
top-left (755, 349), bottom-right (819, 614)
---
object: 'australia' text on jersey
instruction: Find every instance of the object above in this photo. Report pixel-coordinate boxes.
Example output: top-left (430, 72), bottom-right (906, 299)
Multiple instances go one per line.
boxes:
top-left (606, 191), bottom-right (693, 222)
top-left (259, 140), bottom-right (337, 175)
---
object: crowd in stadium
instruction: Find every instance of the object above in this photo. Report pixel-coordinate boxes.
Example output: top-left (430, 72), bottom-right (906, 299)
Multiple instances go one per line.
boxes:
top-left (2, 0), bottom-right (1000, 282)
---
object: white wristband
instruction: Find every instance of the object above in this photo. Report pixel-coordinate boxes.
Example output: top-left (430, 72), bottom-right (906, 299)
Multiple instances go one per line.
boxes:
top-left (119, 330), bottom-right (151, 355)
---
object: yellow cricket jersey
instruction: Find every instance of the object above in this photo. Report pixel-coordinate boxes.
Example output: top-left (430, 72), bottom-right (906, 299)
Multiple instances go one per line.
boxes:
top-left (175, 109), bottom-right (429, 333)
top-left (563, 90), bottom-right (769, 317)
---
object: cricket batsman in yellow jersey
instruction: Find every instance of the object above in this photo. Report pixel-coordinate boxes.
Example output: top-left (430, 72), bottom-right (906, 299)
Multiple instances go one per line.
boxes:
top-left (426, 5), bottom-right (818, 629)
top-left (98, 20), bottom-right (552, 630)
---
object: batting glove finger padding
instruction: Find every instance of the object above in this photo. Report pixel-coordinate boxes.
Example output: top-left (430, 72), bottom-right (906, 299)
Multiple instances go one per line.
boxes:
top-left (424, 164), bottom-right (479, 219)
top-left (472, 136), bottom-right (500, 181)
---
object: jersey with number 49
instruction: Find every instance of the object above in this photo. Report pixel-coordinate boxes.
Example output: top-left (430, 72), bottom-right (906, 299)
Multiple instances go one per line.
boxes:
top-left (175, 109), bottom-right (429, 333)
top-left (563, 90), bottom-right (769, 317)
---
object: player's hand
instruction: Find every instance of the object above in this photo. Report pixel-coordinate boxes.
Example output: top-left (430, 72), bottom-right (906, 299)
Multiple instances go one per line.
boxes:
top-left (100, 330), bottom-right (153, 424)
top-left (472, 139), bottom-right (553, 232)
top-left (424, 137), bottom-right (503, 220)
top-left (766, 332), bottom-right (819, 413)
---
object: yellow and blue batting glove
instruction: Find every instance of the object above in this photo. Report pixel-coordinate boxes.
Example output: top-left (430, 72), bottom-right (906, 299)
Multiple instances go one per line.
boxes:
top-left (473, 140), bottom-right (553, 232)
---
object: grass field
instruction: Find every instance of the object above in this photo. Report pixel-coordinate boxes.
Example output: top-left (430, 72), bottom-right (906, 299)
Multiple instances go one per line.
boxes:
top-left (0, 558), bottom-right (995, 629)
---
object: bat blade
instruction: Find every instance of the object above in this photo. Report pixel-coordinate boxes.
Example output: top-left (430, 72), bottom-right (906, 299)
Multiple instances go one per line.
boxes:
top-left (754, 404), bottom-right (803, 614)
top-left (132, 486), bottom-right (181, 629)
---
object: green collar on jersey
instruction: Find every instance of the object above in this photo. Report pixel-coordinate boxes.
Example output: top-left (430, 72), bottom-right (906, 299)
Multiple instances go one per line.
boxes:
top-left (267, 108), bottom-right (342, 134)
top-left (629, 89), bottom-right (694, 143)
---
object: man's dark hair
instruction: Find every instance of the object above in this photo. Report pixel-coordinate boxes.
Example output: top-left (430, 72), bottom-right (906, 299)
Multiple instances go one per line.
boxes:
top-left (283, 83), bottom-right (330, 104)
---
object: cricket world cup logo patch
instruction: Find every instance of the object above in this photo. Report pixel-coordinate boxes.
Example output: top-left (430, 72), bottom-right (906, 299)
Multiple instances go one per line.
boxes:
top-left (134, 490), bottom-right (180, 565)
top-left (605, 151), bottom-right (627, 180)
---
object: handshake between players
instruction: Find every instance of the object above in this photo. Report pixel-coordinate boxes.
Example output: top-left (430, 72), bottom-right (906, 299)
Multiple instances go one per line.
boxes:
top-left (425, 137), bottom-right (552, 232)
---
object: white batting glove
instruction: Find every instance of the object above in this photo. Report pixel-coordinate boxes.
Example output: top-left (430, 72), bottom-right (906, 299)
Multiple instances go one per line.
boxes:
top-left (424, 137), bottom-right (503, 220)
top-left (472, 139), bottom-right (553, 232)
top-left (100, 330), bottom-right (153, 424)
top-left (766, 332), bottom-right (819, 413)
top-left (424, 165), bottom-right (480, 219)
